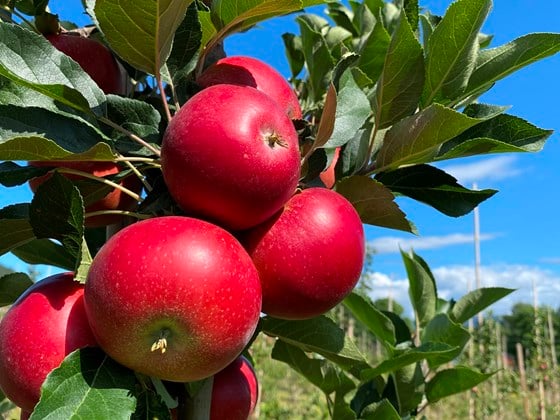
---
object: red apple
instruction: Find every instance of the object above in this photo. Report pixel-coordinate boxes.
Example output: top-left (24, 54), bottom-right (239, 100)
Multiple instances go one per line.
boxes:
top-left (84, 216), bottom-right (262, 382)
top-left (210, 356), bottom-right (259, 420)
top-left (46, 33), bottom-right (126, 95)
top-left (197, 56), bottom-right (302, 119)
top-left (243, 188), bottom-right (365, 320)
top-left (0, 273), bottom-right (97, 412)
top-left (28, 161), bottom-right (141, 228)
top-left (161, 84), bottom-right (300, 231)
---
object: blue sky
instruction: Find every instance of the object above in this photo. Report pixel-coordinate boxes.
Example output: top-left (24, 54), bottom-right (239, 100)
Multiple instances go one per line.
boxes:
top-left (1, 0), bottom-right (559, 315)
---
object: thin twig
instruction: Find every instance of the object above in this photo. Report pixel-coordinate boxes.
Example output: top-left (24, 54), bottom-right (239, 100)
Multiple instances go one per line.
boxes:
top-left (98, 116), bottom-right (161, 157)
top-left (157, 76), bottom-right (173, 122)
top-left (120, 158), bottom-right (153, 193)
top-left (168, 79), bottom-right (181, 112)
top-left (56, 167), bottom-right (141, 202)
top-left (84, 210), bottom-right (152, 220)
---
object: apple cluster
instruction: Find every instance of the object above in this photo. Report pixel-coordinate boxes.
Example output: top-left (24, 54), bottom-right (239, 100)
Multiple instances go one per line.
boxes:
top-left (0, 44), bottom-right (365, 418)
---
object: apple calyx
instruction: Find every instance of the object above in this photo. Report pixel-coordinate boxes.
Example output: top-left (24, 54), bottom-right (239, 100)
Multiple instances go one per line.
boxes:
top-left (264, 131), bottom-right (288, 149)
top-left (151, 329), bottom-right (170, 354)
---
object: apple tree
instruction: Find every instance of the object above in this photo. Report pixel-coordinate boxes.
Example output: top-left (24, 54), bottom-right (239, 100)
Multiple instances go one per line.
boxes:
top-left (0, 0), bottom-right (559, 418)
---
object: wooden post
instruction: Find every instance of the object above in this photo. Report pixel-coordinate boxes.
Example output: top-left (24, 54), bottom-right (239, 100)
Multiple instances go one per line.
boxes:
top-left (533, 278), bottom-right (547, 419)
top-left (516, 342), bottom-right (532, 419)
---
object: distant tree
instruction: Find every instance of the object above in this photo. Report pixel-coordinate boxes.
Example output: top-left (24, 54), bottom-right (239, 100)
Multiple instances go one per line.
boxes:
top-left (502, 303), bottom-right (560, 363)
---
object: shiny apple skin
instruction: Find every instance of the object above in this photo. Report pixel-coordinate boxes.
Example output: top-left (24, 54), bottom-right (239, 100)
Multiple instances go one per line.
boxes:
top-left (84, 216), bottom-right (262, 382)
top-left (197, 55), bottom-right (302, 119)
top-left (0, 273), bottom-right (97, 412)
top-left (161, 85), bottom-right (300, 231)
top-left (210, 356), bottom-right (259, 420)
top-left (243, 188), bottom-right (365, 320)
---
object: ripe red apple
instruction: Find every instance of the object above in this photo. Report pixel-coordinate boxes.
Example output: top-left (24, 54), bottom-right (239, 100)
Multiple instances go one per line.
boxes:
top-left (197, 56), bottom-right (302, 119)
top-left (0, 272), bottom-right (97, 412)
top-left (209, 356), bottom-right (259, 420)
top-left (46, 33), bottom-right (126, 95)
top-left (161, 84), bottom-right (301, 231)
top-left (28, 161), bottom-right (141, 228)
top-left (84, 216), bottom-right (262, 382)
top-left (243, 188), bottom-right (365, 320)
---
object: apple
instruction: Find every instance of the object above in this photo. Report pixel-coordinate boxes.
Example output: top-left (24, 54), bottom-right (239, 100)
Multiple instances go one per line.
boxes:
top-left (197, 55), bottom-right (302, 119)
top-left (46, 33), bottom-right (126, 95)
top-left (28, 161), bottom-right (141, 228)
top-left (0, 272), bottom-right (97, 412)
top-left (209, 356), bottom-right (259, 420)
top-left (243, 188), bottom-right (365, 320)
top-left (84, 216), bottom-right (262, 382)
top-left (161, 84), bottom-right (300, 231)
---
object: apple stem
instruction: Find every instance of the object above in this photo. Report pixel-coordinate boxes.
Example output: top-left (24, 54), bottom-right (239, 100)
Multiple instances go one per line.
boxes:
top-left (55, 168), bottom-right (142, 202)
top-left (151, 329), bottom-right (170, 354)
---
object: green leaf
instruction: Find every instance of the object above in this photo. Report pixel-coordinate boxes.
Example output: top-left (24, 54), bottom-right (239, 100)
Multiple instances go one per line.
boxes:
top-left (105, 95), bottom-right (161, 154)
top-left (212, 0), bottom-right (301, 33)
top-left (343, 292), bottom-right (396, 349)
top-left (14, 0), bottom-right (48, 15)
top-left (451, 287), bottom-right (515, 324)
top-left (0, 104), bottom-right (114, 161)
top-left (31, 348), bottom-right (137, 419)
top-left (375, 103), bottom-right (483, 172)
top-left (29, 173), bottom-right (84, 259)
top-left (167, 2), bottom-right (202, 82)
top-left (357, 21), bottom-right (391, 85)
top-left (426, 366), bottom-right (495, 403)
top-left (374, 13), bottom-right (424, 129)
top-left (271, 340), bottom-right (356, 395)
top-left (0, 272), bottom-right (33, 307)
top-left (393, 362), bottom-right (424, 415)
top-left (0, 161), bottom-right (51, 187)
top-left (282, 33), bottom-right (305, 79)
top-left (422, 313), bottom-right (470, 368)
top-left (465, 33), bottom-right (560, 103)
top-left (0, 203), bottom-right (34, 256)
top-left (132, 387), bottom-right (171, 420)
top-left (422, 0), bottom-right (491, 106)
top-left (376, 164), bottom-right (497, 217)
top-left (403, 0), bottom-right (419, 32)
top-left (360, 342), bottom-right (458, 381)
top-left (437, 113), bottom-right (553, 160)
top-left (94, 0), bottom-right (193, 77)
top-left (361, 399), bottom-right (400, 420)
top-left (75, 237), bottom-right (93, 284)
top-left (340, 126), bottom-right (371, 177)
top-left (297, 14), bottom-right (335, 101)
top-left (401, 249), bottom-right (436, 327)
top-left (335, 176), bottom-right (416, 233)
top-left (261, 315), bottom-right (370, 373)
top-left (0, 137), bottom-right (115, 161)
top-left (383, 311), bottom-right (412, 345)
top-left (12, 239), bottom-right (75, 270)
top-left (323, 70), bottom-right (371, 148)
top-left (0, 23), bottom-right (106, 114)
top-left (332, 390), bottom-right (357, 420)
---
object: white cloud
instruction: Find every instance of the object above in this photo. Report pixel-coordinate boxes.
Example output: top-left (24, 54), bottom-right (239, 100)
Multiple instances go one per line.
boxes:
top-left (540, 257), bottom-right (560, 264)
top-left (439, 155), bottom-right (522, 185)
top-left (369, 232), bottom-right (496, 254)
top-left (364, 264), bottom-right (560, 318)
